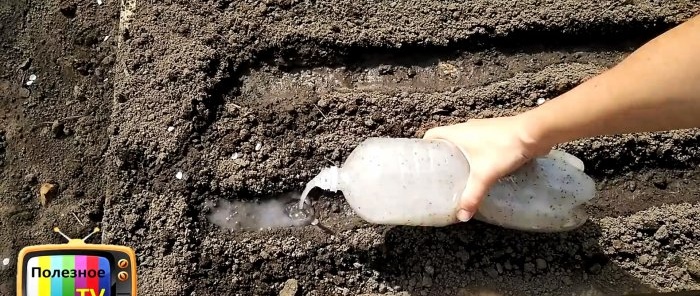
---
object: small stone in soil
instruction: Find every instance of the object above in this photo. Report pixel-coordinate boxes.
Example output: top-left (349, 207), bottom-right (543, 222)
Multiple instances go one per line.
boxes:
top-left (639, 254), bottom-right (651, 266)
top-left (24, 173), bottom-right (37, 184)
top-left (654, 225), bottom-right (669, 241)
top-left (39, 182), bottom-right (58, 206)
top-left (536, 258), bottom-right (547, 270)
top-left (486, 267), bottom-right (498, 278)
top-left (19, 87), bottom-right (30, 98)
top-left (685, 259), bottom-right (700, 279)
top-left (279, 279), bottom-right (298, 296)
top-left (524, 262), bottom-right (535, 273)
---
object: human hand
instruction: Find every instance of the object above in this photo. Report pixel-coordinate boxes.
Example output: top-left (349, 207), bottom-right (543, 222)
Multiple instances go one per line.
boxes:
top-left (423, 115), bottom-right (551, 222)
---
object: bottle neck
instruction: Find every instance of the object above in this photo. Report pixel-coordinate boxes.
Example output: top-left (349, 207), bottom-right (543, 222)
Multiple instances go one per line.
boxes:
top-left (313, 166), bottom-right (341, 192)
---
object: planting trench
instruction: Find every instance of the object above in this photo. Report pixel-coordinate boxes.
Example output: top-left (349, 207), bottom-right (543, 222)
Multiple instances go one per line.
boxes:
top-left (1, 0), bottom-right (700, 295)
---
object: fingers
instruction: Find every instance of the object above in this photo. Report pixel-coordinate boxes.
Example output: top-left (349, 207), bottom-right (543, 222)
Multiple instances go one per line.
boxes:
top-left (457, 173), bottom-right (491, 222)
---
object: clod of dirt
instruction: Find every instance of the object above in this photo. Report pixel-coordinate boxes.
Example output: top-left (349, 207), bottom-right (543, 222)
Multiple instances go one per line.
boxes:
top-left (18, 88), bottom-right (30, 98)
top-left (279, 279), bottom-right (299, 296)
top-left (653, 224), bottom-right (669, 241)
top-left (377, 65), bottom-right (395, 75)
top-left (24, 173), bottom-right (37, 184)
top-left (72, 85), bottom-right (85, 101)
top-left (653, 176), bottom-right (669, 189)
top-left (686, 260), bottom-right (700, 279)
top-left (39, 182), bottom-right (58, 206)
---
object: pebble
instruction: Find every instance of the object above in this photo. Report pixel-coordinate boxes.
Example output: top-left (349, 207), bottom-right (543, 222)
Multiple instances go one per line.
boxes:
top-left (175, 171), bottom-right (183, 179)
top-left (524, 262), bottom-right (535, 273)
top-left (24, 173), bottom-right (37, 184)
top-left (654, 225), bottom-right (669, 241)
top-left (167, 126), bottom-right (175, 132)
top-left (279, 279), bottom-right (298, 296)
top-left (671, 269), bottom-right (684, 279)
top-left (317, 98), bottom-right (329, 108)
top-left (39, 182), bottom-right (58, 206)
top-left (638, 254), bottom-right (651, 266)
top-left (486, 267), bottom-right (498, 278)
top-left (536, 98), bottom-right (546, 105)
top-left (420, 275), bottom-right (432, 287)
top-left (612, 240), bottom-right (623, 250)
top-left (685, 259), bottom-right (700, 279)
top-left (536, 258), bottom-right (547, 270)
top-left (424, 265), bottom-right (434, 275)
top-left (18, 87), bottom-right (30, 98)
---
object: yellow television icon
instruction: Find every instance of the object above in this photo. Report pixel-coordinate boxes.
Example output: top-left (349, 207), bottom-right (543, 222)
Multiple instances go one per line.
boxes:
top-left (16, 227), bottom-right (137, 296)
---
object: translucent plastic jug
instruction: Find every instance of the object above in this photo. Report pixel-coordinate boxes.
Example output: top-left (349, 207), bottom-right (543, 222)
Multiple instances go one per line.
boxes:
top-left (301, 137), bottom-right (597, 232)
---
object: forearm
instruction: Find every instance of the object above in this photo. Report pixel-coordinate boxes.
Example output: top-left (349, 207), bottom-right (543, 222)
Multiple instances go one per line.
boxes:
top-left (519, 14), bottom-right (700, 153)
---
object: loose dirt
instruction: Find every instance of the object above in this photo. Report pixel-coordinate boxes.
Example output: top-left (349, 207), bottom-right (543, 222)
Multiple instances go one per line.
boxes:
top-left (1, 0), bottom-right (699, 295)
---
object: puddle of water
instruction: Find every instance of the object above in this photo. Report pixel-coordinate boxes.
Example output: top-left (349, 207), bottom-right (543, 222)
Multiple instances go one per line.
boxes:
top-left (206, 192), bottom-right (315, 232)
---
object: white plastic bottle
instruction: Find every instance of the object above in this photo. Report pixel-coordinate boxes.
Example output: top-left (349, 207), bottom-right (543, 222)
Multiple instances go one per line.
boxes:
top-left (299, 137), bottom-right (597, 232)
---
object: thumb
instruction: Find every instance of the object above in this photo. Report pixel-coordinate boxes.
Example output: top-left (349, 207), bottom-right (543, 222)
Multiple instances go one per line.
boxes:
top-left (456, 174), bottom-right (491, 222)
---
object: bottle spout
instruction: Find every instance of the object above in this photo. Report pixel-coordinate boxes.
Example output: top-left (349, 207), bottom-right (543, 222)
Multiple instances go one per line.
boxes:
top-left (313, 166), bottom-right (340, 192)
top-left (299, 166), bottom-right (341, 209)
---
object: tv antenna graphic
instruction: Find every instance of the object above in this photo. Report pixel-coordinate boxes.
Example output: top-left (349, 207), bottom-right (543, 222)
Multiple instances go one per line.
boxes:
top-left (53, 227), bottom-right (101, 245)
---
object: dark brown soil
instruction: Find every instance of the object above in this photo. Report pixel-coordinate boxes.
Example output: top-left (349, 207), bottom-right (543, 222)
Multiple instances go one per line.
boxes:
top-left (1, 0), bottom-right (699, 295)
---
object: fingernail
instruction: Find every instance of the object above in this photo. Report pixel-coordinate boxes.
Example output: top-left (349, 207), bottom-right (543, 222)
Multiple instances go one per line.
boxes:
top-left (457, 209), bottom-right (473, 222)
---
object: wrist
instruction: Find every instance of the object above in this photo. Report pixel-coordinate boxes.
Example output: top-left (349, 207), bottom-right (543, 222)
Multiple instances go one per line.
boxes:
top-left (513, 111), bottom-right (556, 157)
